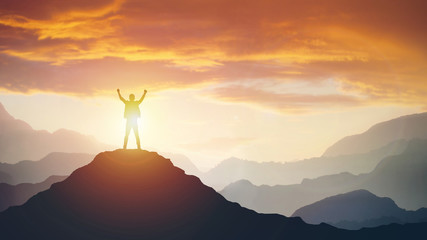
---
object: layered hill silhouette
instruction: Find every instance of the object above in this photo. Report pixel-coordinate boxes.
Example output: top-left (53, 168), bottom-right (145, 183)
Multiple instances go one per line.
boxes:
top-left (0, 152), bottom-right (93, 184)
top-left (0, 175), bottom-right (66, 212)
top-left (202, 112), bottom-right (427, 190)
top-left (221, 139), bottom-right (427, 216)
top-left (1, 150), bottom-right (426, 239)
top-left (202, 139), bottom-right (407, 189)
top-left (323, 112), bottom-right (427, 157)
top-left (0, 103), bottom-right (109, 163)
top-left (292, 190), bottom-right (427, 230)
top-left (0, 170), bottom-right (11, 183)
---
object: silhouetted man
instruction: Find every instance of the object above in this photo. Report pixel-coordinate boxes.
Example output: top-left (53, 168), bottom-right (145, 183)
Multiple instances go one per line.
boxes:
top-left (117, 89), bottom-right (147, 149)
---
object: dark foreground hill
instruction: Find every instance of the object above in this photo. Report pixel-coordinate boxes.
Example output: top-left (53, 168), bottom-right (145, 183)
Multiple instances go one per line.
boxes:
top-left (0, 150), bottom-right (425, 239)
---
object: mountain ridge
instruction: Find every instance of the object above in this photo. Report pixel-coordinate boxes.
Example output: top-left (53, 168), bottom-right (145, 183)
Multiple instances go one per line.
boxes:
top-left (0, 152), bottom-right (94, 184)
top-left (202, 138), bottom-right (408, 189)
top-left (0, 102), bottom-right (110, 163)
top-left (292, 189), bottom-right (427, 230)
top-left (221, 139), bottom-right (427, 216)
top-left (323, 112), bottom-right (427, 157)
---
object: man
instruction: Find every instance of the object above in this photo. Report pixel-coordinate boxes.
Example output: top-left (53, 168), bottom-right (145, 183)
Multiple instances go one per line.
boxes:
top-left (117, 88), bottom-right (147, 149)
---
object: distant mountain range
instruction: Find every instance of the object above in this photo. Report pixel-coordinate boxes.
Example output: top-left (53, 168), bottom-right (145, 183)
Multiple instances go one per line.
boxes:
top-left (292, 189), bottom-right (427, 230)
top-left (360, 139), bottom-right (427, 210)
top-left (1, 150), bottom-right (425, 239)
top-left (323, 112), bottom-right (427, 157)
top-left (0, 103), bottom-right (110, 164)
top-left (0, 152), bottom-right (94, 185)
top-left (202, 112), bottom-right (427, 189)
top-left (0, 175), bottom-right (66, 212)
top-left (221, 139), bottom-right (427, 216)
top-left (0, 170), bottom-right (11, 183)
top-left (201, 139), bottom-right (407, 189)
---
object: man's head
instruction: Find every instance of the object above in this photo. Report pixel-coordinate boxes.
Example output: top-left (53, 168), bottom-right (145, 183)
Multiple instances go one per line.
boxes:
top-left (129, 94), bottom-right (135, 101)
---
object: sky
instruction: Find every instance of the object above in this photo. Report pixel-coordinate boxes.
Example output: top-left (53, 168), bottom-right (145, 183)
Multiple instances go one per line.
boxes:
top-left (0, 0), bottom-right (426, 170)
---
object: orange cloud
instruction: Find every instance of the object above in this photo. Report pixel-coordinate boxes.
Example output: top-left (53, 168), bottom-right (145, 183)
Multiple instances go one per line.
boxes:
top-left (206, 84), bottom-right (362, 113)
top-left (0, 0), bottom-right (426, 111)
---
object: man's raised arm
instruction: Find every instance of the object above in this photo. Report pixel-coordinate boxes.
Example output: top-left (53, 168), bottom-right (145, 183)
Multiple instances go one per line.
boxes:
top-left (117, 89), bottom-right (126, 103)
top-left (138, 90), bottom-right (148, 104)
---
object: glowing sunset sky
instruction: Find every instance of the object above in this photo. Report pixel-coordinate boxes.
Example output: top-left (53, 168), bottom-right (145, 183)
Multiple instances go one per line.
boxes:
top-left (0, 0), bottom-right (426, 169)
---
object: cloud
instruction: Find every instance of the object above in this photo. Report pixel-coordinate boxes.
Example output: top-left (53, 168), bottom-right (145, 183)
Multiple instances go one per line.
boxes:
top-left (206, 84), bottom-right (362, 113)
top-left (0, 54), bottom-right (216, 94)
top-left (0, 0), bottom-right (123, 20)
top-left (0, 0), bottom-right (426, 111)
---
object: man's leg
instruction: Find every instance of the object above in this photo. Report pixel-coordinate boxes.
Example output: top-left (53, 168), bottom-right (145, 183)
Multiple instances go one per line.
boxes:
top-left (123, 120), bottom-right (131, 149)
top-left (133, 124), bottom-right (141, 150)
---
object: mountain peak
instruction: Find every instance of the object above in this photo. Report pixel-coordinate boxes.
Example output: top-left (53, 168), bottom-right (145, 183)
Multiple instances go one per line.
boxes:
top-left (292, 189), bottom-right (407, 229)
top-left (0, 102), bottom-right (14, 120)
top-left (323, 112), bottom-right (427, 157)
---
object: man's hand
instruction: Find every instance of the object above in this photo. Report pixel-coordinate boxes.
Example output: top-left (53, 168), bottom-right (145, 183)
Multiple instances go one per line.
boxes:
top-left (117, 89), bottom-right (125, 102)
top-left (138, 90), bottom-right (148, 103)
